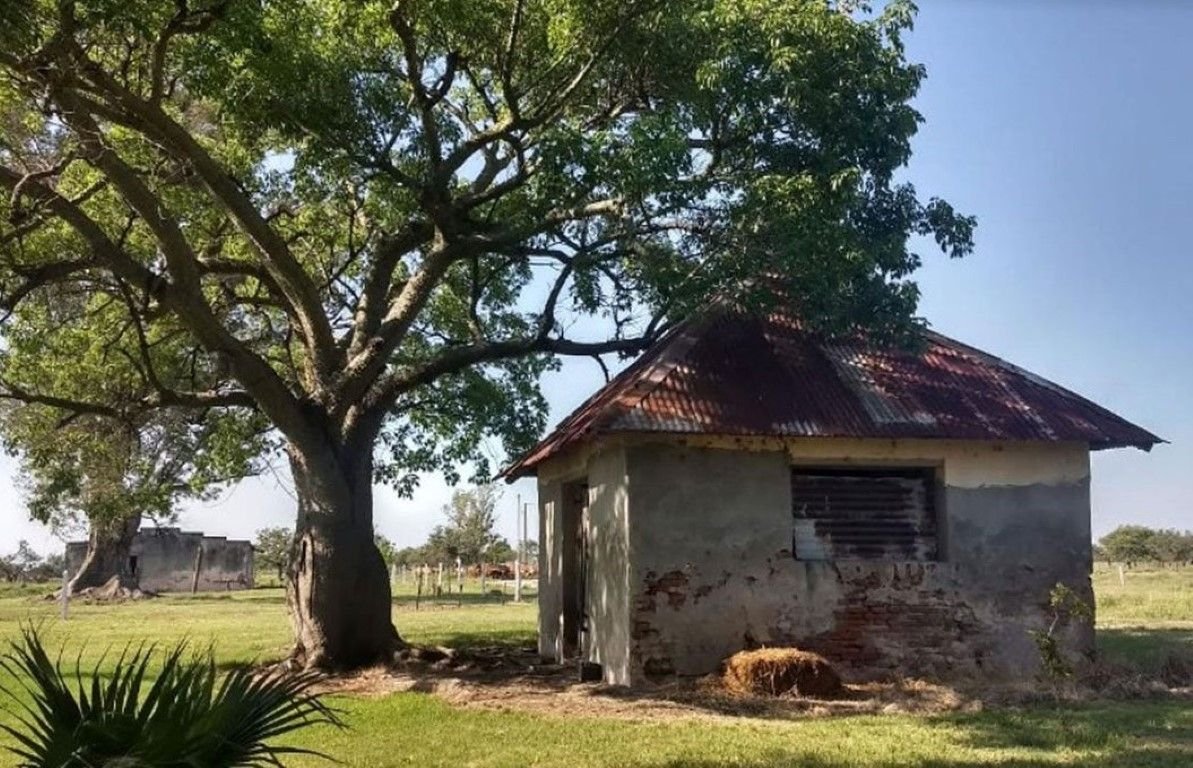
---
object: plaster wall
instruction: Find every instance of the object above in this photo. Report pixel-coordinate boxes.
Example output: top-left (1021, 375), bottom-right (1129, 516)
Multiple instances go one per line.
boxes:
top-left (537, 479), bottom-right (566, 659)
top-left (625, 439), bottom-right (1093, 683)
top-left (583, 449), bottom-right (633, 684)
top-left (535, 437), bottom-right (1094, 685)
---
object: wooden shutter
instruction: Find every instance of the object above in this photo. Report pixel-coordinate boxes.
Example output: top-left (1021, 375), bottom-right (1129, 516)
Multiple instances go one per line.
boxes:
top-left (792, 468), bottom-right (938, 561)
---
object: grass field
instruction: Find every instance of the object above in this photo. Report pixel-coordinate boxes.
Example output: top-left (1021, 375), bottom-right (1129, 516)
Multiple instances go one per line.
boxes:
top-left (0, 568), bottom-right (1189, 767)
top-left (1093, 565), bottom-right (1193, 673)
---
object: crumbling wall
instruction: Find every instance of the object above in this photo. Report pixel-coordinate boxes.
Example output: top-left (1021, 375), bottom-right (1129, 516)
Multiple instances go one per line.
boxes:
top-left (625, 439), bottom-right (1093, 684)
top-left (85, 528), bottom-right (256, 593)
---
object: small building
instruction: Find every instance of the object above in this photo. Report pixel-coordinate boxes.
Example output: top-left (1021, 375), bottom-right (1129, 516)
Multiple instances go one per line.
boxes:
top-left (66, 527), bottom-right (254, 593)
top-left (503, 312), bottom-right (1160, 685)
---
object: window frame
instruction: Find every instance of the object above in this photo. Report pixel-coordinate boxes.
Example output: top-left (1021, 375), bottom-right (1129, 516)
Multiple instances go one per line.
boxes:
top-left (790, 464), bottom-right (943, 563)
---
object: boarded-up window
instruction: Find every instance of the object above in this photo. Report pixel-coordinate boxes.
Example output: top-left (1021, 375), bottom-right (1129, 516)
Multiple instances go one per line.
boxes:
top-left (791, 468), bottom-right (938, 561)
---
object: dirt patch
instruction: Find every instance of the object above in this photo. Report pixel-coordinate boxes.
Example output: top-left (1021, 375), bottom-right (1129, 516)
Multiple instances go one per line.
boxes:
top-left (308, 646), bottom-right (978, 723)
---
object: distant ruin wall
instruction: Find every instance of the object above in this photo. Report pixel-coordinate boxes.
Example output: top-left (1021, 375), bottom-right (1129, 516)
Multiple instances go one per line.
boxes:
top-left (66, 528), bottom-right (254, 593)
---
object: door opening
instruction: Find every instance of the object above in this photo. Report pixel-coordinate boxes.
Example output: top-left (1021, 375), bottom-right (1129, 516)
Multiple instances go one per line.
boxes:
top-left (561, 481), bottom-right (589, 659)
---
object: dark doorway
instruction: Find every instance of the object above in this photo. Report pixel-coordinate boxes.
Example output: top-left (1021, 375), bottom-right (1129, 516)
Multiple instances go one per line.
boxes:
top-left (561, 481), bottom-right (589, 659)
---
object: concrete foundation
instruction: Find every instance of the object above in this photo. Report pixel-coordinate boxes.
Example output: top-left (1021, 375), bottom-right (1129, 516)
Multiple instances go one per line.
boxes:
top-left (537, 437), bottom-right (1094, 685)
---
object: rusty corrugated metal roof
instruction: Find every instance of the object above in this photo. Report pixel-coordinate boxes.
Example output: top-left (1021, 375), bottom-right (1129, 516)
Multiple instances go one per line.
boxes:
top-left (501, 312), bottom-right (1162, 479)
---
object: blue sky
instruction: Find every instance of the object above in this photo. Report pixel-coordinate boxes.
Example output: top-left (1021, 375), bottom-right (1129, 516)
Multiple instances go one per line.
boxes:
top-left (1, 1), bottom-right (1189, 556)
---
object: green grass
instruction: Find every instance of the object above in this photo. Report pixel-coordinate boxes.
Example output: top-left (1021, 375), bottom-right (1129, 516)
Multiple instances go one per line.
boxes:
top-left (1094, 565), bottom-right (1193, 626)
top-left (1093, 565), bottom-right (1193, 673)
top-left (0, 571), bottom-right (1190, 767)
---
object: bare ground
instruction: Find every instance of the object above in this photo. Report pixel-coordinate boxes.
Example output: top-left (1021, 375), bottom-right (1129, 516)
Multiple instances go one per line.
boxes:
top-left (312, 646), bottom-right (985, 722)
top-left (306, 645), bottom-right (1193, 724)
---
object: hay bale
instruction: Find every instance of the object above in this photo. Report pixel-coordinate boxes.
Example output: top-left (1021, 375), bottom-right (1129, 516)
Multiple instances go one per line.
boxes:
top-left (722, 648), bottom-right (843, 698)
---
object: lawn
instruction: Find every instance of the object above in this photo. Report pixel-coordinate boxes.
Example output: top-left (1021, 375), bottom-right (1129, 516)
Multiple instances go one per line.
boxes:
top-left (0, 568), bottom-right (1189, 767)
top-left (1094, 565), bottom-right (1193, 673)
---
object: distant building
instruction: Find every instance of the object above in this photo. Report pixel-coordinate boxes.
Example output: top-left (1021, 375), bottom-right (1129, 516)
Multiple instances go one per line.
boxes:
top-left (503, 310), bottom-right (1161, 686)
top-left (66, 527), bottom-right (254, 593)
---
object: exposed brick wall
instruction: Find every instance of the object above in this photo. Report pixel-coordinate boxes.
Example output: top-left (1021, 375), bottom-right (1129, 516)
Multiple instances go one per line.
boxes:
top-left (794, 563), bottom-right (982, 677)
top-left (625, 553), bottom-right (1097, 684)
top-left (628, 560), bottom-right (990, 681)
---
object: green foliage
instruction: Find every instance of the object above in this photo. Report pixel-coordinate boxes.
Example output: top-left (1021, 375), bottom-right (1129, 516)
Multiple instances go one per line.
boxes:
top-left (0, 543), bottom-right (40, 584)
top-left (1, 0), bottom-right (977, 662)
top-left (0, 0), bottom-right (973, 497)
top-left (0, 542), bottom-right (64, 584)
top-left (425, 486), bottom-right (508, 565)
top-left (1, 404), bottom-right (270, 540)
top-left (1099, 526), bottom-right (1193, 565)
top-left (0, 625), bottom-right (339, 767)
top-left (373, 534), bottom-right (399, 569)
top-left (390, 486), bottom-right (514, 566)
top-left (253, 527), bottom-right (293, 581)
top-left (1030, 583), bottom-right (1095, 680)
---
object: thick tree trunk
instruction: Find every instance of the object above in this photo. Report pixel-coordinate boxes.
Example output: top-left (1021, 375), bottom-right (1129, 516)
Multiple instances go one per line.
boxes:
top-left (285, 444), bottom-right (401, 670)
top-left (68, 513), bottom-right (141, 593)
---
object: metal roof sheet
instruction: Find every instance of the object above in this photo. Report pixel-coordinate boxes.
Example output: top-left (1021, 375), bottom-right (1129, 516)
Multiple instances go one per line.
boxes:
top-left (501, 312), bottom-right (1162, 479)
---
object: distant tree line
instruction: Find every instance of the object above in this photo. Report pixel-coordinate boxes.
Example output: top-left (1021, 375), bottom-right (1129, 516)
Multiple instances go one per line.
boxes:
top-left (0, 540), bottom-right (65, 583)
top-left (254, 485), bottom-right (537, 580)
top-left (1095, 525), bottom-right (1193, 566)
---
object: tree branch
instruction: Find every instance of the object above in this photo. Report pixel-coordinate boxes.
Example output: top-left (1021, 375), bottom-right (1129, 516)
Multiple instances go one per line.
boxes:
top-left (365, 330), bottom-right (665, 418)
top-left (63, 49), bottom-right (340, 382)
top-left (0, 162), bottom-right (312, 444)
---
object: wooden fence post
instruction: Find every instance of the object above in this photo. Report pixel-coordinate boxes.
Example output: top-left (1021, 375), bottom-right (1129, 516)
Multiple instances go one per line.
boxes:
top-left (190, 545), bottom-right (204, 595)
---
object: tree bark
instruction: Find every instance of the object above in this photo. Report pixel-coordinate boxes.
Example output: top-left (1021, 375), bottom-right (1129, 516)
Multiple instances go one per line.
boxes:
top-left (285, 443), bottom-right (402, 670)
top-left (68, 513), bottom-right (141, 593)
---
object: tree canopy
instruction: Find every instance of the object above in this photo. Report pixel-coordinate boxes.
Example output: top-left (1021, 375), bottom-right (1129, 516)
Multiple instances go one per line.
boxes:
top-left (423, 485), bottom-right (506, 565)
top-left (0, 0), bottom-right (974, 668)
top-left (1098, 526), bottom-right (1193, 565)
top-left (253, 526), bottom-right (293, 581)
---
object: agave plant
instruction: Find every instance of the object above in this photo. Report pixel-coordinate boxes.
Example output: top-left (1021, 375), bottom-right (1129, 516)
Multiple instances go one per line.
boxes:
top-left (0, 626), bottom-right (341, 767)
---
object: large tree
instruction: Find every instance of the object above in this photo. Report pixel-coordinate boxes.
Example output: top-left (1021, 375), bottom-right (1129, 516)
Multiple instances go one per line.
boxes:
top-left (0, 0), bottom-right (973, 669)
top-left (0, 398), bottom-right (266, 593)
top-left (432, 485), bottom-right (504, 566)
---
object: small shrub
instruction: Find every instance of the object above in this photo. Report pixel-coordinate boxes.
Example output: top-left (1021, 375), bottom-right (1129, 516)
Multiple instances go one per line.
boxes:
top-left (722, 648), bottom-right (843, 698)
top-left (0, 626), bottom-right (341, 767)
top-left (1030, 582), bottom-right (1094, 679)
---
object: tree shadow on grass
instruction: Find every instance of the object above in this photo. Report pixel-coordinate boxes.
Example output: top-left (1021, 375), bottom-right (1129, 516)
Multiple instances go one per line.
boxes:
top-left (428, 630), bottom-right (537, 652)
top-left (644, 703), bottom-right (1193, 768)
top-left (392, 592), bottom-right (536, 609)
top-left (1098, 626), bottom-right (1193, 671)
top-left (921, 702), bottom-right (1192, 768)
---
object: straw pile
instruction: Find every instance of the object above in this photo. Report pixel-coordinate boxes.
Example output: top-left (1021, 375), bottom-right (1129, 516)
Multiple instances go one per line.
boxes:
top-left (722, 648), bottom-right (843, 698)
